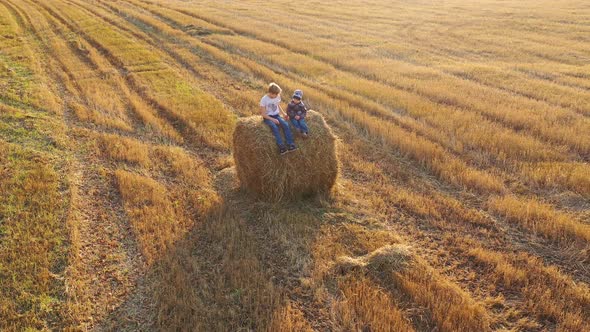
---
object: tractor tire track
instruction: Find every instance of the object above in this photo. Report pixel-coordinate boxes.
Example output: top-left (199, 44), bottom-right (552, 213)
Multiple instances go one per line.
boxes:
top-left (2, 0), bottom-right (150, 329)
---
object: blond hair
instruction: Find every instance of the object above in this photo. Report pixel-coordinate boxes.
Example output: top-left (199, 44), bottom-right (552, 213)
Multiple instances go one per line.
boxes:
top-left (268, 82), bottom-right (282, 94)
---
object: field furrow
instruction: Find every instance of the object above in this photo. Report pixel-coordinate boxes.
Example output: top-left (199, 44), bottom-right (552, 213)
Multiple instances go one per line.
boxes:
top-left (139, 0), bottom-right (590, 156)
top-left (119, 0), bottom-right (584, 206)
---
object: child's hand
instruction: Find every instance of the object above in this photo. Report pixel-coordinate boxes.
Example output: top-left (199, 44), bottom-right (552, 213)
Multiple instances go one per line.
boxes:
top-left (295, 115), bottom-right (300, 120)
top-left (273, 118), bottom-right (280, 125)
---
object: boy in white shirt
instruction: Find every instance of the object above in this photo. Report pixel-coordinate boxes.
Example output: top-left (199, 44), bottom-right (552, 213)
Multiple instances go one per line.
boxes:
top-left (260, 82), bottom-right (297, 155)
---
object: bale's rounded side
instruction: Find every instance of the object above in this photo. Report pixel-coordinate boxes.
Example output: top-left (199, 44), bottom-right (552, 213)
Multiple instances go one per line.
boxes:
top-left (233, 110), bottom-right (338, 201)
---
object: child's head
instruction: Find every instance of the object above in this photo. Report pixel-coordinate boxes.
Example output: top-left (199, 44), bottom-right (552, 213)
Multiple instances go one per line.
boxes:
top-left (267, 82), bottom-right (282, 98)
top-left (292, 89), bottom-right (303, 103)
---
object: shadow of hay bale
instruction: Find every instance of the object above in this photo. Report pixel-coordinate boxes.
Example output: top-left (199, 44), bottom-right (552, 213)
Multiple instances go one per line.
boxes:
top-left (214, 166), bottom-right (240, 194)
top-left (335, 245), bottom-right (413, 277)
top-left (143, 162), bottom-right (336, 331)
top-left (233, 110), bottom-right (338, 202)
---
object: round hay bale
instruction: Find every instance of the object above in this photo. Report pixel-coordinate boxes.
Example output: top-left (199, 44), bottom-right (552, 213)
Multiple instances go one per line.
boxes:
top-left (233, 110), bottom-right (338, 201)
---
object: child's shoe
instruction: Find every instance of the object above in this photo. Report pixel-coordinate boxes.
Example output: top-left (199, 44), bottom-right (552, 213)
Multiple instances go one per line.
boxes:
top-left (287, 144), bottom-right (298, 152)
top-left (279, 144), bottom-right (288, 155)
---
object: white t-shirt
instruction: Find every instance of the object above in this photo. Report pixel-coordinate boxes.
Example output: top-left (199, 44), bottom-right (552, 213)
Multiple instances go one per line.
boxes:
top-left (260, 94), bottom-right (281, 116)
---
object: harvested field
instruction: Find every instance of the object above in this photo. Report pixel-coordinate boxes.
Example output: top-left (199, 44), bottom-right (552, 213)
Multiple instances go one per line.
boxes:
top-left (0, 0), bottom-right (589, 331)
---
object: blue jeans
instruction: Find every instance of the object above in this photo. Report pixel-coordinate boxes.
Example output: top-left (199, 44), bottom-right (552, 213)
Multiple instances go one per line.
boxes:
top-left (290, 118), bottom-right (308, 134)
top-left (264, 115), bottom-right (294, 146)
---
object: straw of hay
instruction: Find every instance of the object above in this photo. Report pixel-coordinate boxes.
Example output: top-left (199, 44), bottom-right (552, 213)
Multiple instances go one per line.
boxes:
top-left (365, 245), bottom-right (412, 272)
top-left (335, 256), bottom-right (366, 274)
top-left (233, 110), bottom-right (338, 201)
top-left (335, 245), bottom-right (413, 275)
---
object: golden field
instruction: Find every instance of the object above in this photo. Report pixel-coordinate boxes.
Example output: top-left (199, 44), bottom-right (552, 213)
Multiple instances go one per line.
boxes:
top-left (0, 0), bottom-right (589, 330)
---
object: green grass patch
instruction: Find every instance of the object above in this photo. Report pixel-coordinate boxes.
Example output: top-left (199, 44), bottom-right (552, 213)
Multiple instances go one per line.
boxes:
top-left (0, 138), bottom-right (71, 331)
top-left (0, 22), bottom-right (72, 329)
top-left (0, 98), bottom-right (71, 331)
top-left (0, 54), bottom-right (35, 105)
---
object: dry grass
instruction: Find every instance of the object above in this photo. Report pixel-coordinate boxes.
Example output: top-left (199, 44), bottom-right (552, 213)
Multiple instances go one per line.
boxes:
top-left (335, 244), bottom-right (412, 274)
top-left (394, 257), bottom-right (492, 332)
top-left (0, 105), bottom-right (71, 330)
top-left (69, 101), bottom-right (134, 131)
top-left (468, 246), bottom-right (590, 331)
top-left (151, 146), bottom-right (210, 184)
top-left (152, 202), bottom-right (284, 331)
top-left (3, 0), bottom-right (590, 330)
top-left (521, 162), bottom-right (590, 197)
top-left (268, 302), bottom-right (314, 332)
top-left (0, 142), bottom-right (69, 330)
top-left (97, 132), bottom-right (151, 167)
top-left (115, 170), bottom-right (180, 265)
top-left (333, 276), bottom-right (415, 332)
top-left (336, 245), bottom-right (491, 331)
top-left (0, 10), bottom-right (74, 329)
top-left (488, 195), bottom-right (590, 245)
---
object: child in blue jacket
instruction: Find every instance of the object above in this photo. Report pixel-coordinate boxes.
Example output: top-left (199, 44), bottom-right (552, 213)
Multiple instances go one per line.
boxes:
top-left (287, 89), bottom-right (309, 138)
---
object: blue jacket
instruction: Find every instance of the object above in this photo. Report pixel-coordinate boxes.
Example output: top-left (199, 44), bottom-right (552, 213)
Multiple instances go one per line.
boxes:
top-left (287, 101), bottom-right (307, 119)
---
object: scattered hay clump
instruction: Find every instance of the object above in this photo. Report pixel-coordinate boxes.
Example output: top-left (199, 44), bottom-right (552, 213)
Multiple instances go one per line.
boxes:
top-left (335, 245), bottom-right (413, 276)
top-left (233, 110), bottom-right (338, 201)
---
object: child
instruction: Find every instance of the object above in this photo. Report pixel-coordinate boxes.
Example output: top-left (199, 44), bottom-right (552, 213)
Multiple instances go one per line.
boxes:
top-left (287, 89), bottom-right (309, 138)
top-left (260, 82), bottom-right (297, 155)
